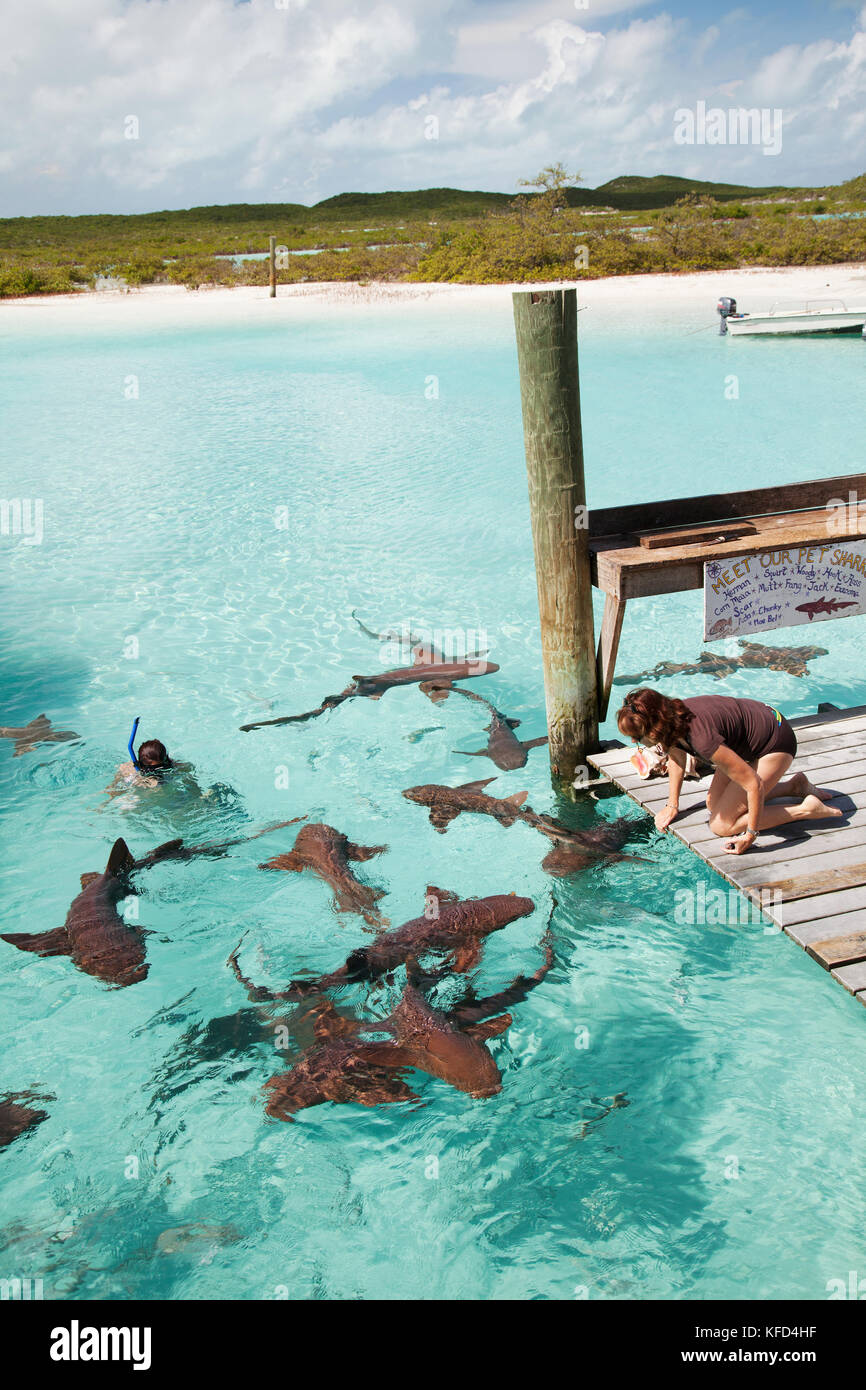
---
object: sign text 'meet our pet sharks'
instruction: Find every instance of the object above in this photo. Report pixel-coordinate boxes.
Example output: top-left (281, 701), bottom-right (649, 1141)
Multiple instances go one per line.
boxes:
top-left (703, 542), bottom-right (866, 641)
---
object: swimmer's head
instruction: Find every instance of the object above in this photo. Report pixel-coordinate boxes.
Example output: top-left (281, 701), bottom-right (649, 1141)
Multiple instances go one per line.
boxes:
top-left (137, 739), bottom-right (171, 770)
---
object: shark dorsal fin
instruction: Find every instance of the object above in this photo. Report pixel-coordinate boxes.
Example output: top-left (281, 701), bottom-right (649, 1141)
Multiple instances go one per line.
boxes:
top-left (503, 791), bottom-right (529, 807)
top-left (105, 837), bottom-right (135, 878)
top-left (27, 714), bottom-right (50, 729)
top-left (80, 872), bottom-right (100, 889)
top-left (458, 777), bottom-right (496, 793)
top-left (425, 885), bottom-right (460, 905)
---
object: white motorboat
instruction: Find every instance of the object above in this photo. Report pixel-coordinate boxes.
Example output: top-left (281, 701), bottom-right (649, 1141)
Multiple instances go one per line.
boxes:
top-left (718, 295), bottom-right (866, 337)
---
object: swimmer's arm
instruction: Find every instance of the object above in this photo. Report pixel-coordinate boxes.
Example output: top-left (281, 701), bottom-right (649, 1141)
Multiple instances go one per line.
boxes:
top-left (656, 746), bottom-right (686, 832)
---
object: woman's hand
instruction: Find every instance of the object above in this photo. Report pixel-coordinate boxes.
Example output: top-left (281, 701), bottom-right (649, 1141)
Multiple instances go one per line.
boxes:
top-left (723, 831), bottom-right (756, 855)
top-left (655, 803), bottom-right (678, 833)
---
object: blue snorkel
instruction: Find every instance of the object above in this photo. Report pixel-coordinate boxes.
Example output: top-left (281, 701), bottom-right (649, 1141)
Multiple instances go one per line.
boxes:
top-left (128, 716), bottom-right (141, 770)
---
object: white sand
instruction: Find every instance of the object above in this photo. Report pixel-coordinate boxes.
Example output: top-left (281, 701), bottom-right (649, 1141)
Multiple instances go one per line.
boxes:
top-left (2, 262), bottom-right (865, 334)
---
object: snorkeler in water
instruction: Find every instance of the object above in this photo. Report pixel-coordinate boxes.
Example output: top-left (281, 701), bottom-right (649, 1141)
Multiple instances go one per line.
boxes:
top-left (104, 717), bottom-right (244, 816)
top-left (106, 718), bottom-right (193, 796)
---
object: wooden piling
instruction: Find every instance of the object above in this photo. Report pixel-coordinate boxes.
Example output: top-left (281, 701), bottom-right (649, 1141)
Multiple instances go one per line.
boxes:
top-left (269, 235), bottom-right (276, 298)
top-left (512, 288), bottom-right (599, 789)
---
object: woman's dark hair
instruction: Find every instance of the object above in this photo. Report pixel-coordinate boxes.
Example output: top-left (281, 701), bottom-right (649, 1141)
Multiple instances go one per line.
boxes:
top-left (616, 688), bottom-right (693, 750)
top-left (138, 739), bottom-right (170, 767)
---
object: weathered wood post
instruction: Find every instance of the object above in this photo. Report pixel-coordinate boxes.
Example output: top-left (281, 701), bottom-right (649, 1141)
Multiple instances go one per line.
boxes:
top-left (512, 287), bottom-right (599, 791)
top-left (269, 235), bottom-right (277, 298)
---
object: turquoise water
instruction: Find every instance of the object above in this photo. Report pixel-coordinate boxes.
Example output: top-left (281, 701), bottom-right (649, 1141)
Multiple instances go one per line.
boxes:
top-left (1, 287), bottom-right (866, 1300)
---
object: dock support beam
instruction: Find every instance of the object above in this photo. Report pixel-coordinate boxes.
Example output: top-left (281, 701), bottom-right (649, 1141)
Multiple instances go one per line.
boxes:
top-left (512, 287), bottom-right (599, 791)
top-left (597, 594), bottom-right (626, 721)
top-left (269, 235), bottom-right (277, 298)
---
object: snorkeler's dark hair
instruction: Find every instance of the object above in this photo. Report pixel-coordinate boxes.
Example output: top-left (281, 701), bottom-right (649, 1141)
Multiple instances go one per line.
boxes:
top-left (616, 688), bottom-right (693, 750)
top-left (138, 739), bottom-right (170, 767)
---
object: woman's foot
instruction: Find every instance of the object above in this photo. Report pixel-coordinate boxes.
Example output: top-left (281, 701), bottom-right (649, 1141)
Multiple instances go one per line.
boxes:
top-left (799, 793), bottom-right (843, 820)
top-left (789, 772), bottom-right (837, 802)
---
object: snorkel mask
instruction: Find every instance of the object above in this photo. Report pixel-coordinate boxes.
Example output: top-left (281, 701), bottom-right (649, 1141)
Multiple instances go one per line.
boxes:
top-left (128, 716), bottom-right (172, 779)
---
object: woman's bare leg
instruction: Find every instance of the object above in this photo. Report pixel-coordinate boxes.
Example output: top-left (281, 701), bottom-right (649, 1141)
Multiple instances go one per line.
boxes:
top-left (770, 770), bottom-right (836, 802)
top-left (708, 751), bottom-right (842, 837)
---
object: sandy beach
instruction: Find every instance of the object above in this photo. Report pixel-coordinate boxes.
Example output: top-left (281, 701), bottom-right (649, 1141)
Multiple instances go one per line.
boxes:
top-left (2, 262), bottom-right (865, 335)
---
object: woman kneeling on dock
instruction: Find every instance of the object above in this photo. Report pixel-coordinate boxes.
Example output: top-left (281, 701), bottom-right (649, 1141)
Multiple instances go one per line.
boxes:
top-left (617, 690), bottom-right (840, 855)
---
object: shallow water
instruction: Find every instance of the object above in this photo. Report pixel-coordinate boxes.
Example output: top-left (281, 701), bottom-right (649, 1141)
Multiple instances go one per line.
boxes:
top-left (1, 288), bottom-right (865, 1300)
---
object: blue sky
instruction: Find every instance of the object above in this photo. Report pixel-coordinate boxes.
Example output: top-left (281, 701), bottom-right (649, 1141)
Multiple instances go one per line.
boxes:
top-left (1, 0), bottom-right (865, 216)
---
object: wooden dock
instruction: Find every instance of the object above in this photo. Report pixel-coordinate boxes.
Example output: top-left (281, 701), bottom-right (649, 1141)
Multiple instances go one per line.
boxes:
top-left (588, 704), bottom-right (866, 1006)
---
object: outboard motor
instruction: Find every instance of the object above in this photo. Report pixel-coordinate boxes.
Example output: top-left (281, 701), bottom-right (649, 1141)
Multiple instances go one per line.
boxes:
top-left (717, 296), bottom-right (737, 335)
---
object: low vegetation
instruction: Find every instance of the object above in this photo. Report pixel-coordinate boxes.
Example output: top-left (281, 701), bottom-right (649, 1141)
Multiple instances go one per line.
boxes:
top-left (1, 169), bottom-right (864, 297)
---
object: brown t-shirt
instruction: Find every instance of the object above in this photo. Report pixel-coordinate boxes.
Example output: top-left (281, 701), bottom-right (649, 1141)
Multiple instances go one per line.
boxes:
top-left (682, 696), bottom-right (778, 764)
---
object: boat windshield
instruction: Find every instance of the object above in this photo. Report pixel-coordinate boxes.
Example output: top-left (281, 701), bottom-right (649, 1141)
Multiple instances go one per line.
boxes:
top-left (767, 298), bottom-right (848, 315)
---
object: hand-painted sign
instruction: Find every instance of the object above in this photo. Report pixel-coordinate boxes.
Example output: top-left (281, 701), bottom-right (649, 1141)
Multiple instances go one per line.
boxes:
top-left (704, 541), bottom-right (866, 640)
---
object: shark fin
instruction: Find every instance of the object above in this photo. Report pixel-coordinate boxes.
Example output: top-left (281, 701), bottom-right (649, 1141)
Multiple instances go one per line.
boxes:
top-left (1, 927), bottom-right (71, 958)
top-left (419, 680), bottom-right (453, 703)
top-left (259, 851), bottom-right (303, 872)
top-left (503, 790), bottom-right (529, 807)
top-left (521, 736), bottom-right (549, 751)
top-left (345, 841), bottom-right (388, 862)
top-left (80, 872), bottom-right (100, 889)
top-left (425, 885), bottom-right (460, 905)
top-left (428, 806), bottom-right (462, 831)
top-left (453, 747), bottom-right (486, 757)
top-left (27, 715), bottom-right (50, 729)
top-left (458, 777), bottom-right (497, 792)
top-left (505, 717), bottom-right (521, 729)
top-left (105, 838), bottom-right (135, 878)
top-left (463, 1012), bottom-right (512, 1042)
top-left (452, 940), bottom-right (483, 973)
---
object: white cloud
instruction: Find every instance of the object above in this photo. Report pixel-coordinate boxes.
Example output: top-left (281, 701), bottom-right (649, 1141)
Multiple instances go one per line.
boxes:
top-left (0, 0), bottom-right (864, 216)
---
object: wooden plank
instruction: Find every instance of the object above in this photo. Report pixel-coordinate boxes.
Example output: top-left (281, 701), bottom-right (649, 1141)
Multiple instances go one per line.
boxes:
top-left (591, 506), bottom-right (866, 598)
top-left (596, 594), bottom-right (626, 722)
top-left (738, 853), bottom-right (866, 899)
top-left (790, 704), bottom-right (866, 728)
top-left (808, 931), bottom-right (866, 970)
top-left (781, 885), bottom-right (866, 925)
top-left (639, 521), bottom-right (758, 550)
top-left (784, 910), bottom-right (865, 948)
top-left (831, 961), bottom-right (866, 994)
top-left (695, 817), bottom-right (866, 864)
top-left (588, 473), bottom-right (866, 539)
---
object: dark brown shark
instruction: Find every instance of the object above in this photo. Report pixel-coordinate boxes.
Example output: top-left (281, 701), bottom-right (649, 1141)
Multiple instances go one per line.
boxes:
top-left (1, 820), bottom-right (304, 988)
top-left (0, 714), bottom-right (79, 756)
top-left (260, 822), bottom-right (389, 928)
top-left (228, 887), bottom-right (536, 1001)
top-left (0, 1091), bottom-right (52, 1150)
top-left (441, 686), bottom-right (548, 771)
top-left (1, 838), bottom-right (148, 987)
top-left (402, 778), bottom-right (644, 875)
top-left (262, 934), bottom-right (555, 1118)
top-left (615, 638), bottom-right (829, 684)
top-left (239, 649), bottom-right (499, 730)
